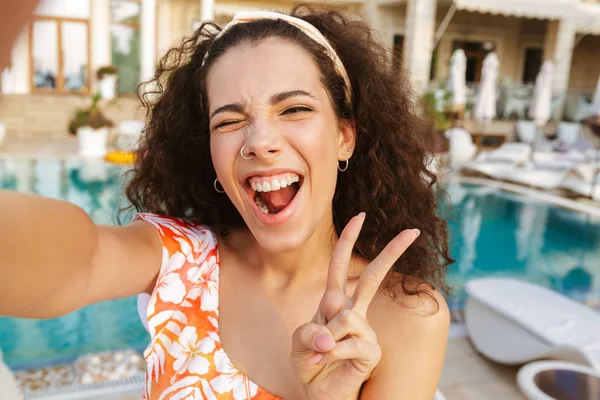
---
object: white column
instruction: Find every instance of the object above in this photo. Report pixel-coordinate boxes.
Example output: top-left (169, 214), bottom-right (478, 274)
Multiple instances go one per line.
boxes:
top-left (91, 0), bottom-right (111, 91)
top-left (363, 2), bottom-right (389, 49)
top-left (11, 28), bottom-right (29, 94)
top-left (140, 0), bottom-right (157, 82)
top-left (201, 0), bottom-right (215, 22)
top-left (403, 0), bottom-right (437, 91)
top-left (544, 19), bottom-right (576, 93)
top-left (543, 19), bottom-right (576, 119)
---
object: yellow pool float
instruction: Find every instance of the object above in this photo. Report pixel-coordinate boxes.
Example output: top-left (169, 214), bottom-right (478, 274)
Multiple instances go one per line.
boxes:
top-left (105, 150), bottom-right (136, 165)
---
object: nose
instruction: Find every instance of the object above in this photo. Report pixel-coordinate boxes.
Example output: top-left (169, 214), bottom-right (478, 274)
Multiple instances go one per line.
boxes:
top-left (242, 118), bottom-right (282, 161)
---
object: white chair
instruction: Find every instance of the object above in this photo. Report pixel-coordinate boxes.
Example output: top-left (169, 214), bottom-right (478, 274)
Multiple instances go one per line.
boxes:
top-left (503, 86), bottom-right (532, 120)
top-left (465, 278), bottom-right (600, 371)
top-left (516, 120), bottom-right (538, 144)
top-left (557, 122), bottom-right (581, 147)
top-left (445, 127), bottom-right (477, 170)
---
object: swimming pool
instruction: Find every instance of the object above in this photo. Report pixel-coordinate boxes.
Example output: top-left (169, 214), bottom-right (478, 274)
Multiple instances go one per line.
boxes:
top-left (0, 157), bottom-right (599, 370)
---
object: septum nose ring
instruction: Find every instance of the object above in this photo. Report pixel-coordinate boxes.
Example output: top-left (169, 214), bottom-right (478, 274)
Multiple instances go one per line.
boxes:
top-left (240, 145), bottom-right (254, 160)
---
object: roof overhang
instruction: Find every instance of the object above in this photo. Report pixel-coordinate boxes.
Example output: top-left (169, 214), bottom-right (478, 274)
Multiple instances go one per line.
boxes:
top-left (454, 0), bottom-right (581, 20)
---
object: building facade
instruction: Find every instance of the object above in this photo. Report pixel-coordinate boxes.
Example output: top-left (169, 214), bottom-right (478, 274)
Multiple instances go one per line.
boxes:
top-left (1, 0), bottom-right (599, 105)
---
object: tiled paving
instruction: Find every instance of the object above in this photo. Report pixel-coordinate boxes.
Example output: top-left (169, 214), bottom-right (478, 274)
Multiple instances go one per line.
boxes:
top-left (440, 337), bottom-right (525, 400)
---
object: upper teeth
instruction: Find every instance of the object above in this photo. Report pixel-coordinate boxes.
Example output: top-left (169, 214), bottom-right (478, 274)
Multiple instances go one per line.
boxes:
top-left (250, 174), bottom-right (300, 192)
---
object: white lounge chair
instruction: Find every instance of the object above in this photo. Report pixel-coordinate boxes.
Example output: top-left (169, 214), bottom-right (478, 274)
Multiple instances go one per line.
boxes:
top-left (0, 349), bottom-right (23, 400)
top-left (502, 165), bottom-right (570, 190)
top-left (465, 278), bottom-right (600, 371)
top-left (517, 360), bottom-right (600, 400)
top-left (560, 171), bottom-right (600, 201)
top-left (461, 143), bottom-right (533, 180)
top-left (445, 127), bottom-right (477, 170)
top-left (477, 142), bottom-right (532, 164)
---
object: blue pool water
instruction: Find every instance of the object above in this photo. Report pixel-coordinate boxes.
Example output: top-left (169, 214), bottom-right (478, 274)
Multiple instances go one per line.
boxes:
top-left (0, 158), bottom-right (599, 370)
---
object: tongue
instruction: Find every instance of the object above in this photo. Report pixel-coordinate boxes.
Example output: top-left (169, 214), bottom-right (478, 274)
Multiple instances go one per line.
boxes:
top-left (261, 185), bottom-right (297, 213)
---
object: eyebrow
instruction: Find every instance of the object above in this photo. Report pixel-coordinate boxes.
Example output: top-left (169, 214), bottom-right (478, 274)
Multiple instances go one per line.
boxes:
top-left (269, 90), bottom-right (316, 105)
top-left (209, 90), bottom-right (316, 121)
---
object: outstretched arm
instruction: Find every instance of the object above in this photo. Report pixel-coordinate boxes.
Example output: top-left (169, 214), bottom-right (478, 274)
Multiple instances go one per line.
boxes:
top-left (0, 190), bottom-right (162, 319)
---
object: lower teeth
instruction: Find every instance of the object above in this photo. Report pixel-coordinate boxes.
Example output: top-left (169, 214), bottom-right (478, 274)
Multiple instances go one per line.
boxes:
top-left (255, 197), bottom-right (270, 214)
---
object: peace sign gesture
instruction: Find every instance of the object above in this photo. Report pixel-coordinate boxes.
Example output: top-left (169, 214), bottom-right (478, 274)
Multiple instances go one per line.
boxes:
top-left (290, 213), bottom-right (420, 400)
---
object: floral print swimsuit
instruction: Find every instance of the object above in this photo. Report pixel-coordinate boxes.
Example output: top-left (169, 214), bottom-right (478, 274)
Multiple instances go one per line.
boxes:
top-left (136, 214), bottom-right (282, 400)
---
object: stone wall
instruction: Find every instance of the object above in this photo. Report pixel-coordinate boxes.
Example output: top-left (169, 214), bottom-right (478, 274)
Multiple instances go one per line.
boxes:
top-left (0, 95), bottom-right (143, 140)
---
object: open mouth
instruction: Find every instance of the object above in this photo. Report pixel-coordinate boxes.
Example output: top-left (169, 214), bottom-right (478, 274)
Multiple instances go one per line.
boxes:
top-left (247, 173), bottom-right (303, 215)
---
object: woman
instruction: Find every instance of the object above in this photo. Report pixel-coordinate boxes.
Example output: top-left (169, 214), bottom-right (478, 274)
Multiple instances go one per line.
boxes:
top-left (0, 5), bottom-right (452, 399)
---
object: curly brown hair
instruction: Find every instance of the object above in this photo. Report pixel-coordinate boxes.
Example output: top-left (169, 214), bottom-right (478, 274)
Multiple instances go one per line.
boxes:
top-left (125, 4), bottom-right (453, 303)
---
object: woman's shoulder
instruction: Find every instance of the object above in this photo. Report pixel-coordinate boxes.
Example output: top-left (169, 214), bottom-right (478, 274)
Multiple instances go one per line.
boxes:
top-left (368, 273), bottom-right (450, 348)
top-left (134, 213), bottom-right (218, 258)
top-left (361, 274), bottom-right (450, 398)
top-left (135, 213), bottom-right (216, 240)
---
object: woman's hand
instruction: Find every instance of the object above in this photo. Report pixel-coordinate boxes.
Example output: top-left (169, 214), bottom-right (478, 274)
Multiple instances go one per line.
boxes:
top-left (290, 213), bottom-right (420, 400)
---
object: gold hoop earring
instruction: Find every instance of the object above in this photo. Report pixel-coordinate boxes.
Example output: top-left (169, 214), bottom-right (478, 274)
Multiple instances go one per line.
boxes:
top-left (214, 178), bottom-right (225, 193)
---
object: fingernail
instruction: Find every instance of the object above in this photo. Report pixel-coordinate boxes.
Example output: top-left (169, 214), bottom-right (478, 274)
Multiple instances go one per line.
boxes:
top-left (412, 229), bottom-right (421, 238)
top-left (358, 212), bottom-right (366, 219)
top-left (314, 334), bottom-right (336, 351)
top-left (308, 353), bottom-right (323, 364)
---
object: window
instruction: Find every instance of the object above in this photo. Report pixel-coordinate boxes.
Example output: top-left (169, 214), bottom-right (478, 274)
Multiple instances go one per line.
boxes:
top-left (30, 0), bottom-right (90, 93)
top-left (522, 48), bottom-right (543, 84)
top-left (111, 0), bottom-right (141, 94)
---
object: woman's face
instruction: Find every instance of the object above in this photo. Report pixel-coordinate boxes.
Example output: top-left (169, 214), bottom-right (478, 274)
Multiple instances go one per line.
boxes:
top-left (207, 37), bottom-right (354, 253)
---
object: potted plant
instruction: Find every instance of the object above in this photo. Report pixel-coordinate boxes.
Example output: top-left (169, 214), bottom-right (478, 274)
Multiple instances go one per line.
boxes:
top-left (96, 65), bottom-right (119, 100)
top-left (68, 94), bottom-right (115, 158)
top-left (420, 91), bottom-right (451, 153)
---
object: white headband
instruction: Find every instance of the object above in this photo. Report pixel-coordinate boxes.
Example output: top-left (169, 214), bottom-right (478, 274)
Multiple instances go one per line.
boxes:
top-left (203, 11), bottom-right (352, 104)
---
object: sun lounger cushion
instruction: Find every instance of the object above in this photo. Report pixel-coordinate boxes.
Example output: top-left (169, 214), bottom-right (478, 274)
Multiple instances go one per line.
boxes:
top-left (466, 278), bottom-right (600, 349)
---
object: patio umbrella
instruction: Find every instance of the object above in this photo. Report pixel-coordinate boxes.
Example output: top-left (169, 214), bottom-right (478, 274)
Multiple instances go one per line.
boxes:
top-left (529, 60), bottom-right (554, 127)
top-left (473, 52), bottom-right (498, 124)
top-left (448, 49), bottom-right (467, 110)
top-left (473, 52), bottom-right (499, 146)
top-left (527, 60), bottom-right (554, 154)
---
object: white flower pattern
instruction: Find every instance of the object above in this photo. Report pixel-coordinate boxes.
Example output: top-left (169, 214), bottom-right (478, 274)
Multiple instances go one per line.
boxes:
top-left (135, 214), bottom-right (280, 400)
top-left (211, 350), bottom-right (259, 400)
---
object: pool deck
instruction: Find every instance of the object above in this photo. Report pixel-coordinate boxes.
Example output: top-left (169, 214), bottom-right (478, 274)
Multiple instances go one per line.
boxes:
top-left (439, 337), bottom-right (525, 400)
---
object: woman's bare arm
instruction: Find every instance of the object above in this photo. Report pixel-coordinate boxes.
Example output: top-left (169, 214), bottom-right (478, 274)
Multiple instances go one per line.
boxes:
top-left (0, 190), bottom-right (162, 319)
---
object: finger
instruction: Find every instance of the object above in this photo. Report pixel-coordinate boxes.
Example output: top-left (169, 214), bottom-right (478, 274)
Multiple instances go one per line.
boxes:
top-left (318, 337), bottom-right (382, 369)
top-left (327, 212), bottom-right (366, 293)
top-left (326, 309), bottom-right (377, 342)
top-left (291, 322), bottom-right (336, 357)
top-left (352, 228), bottom-right (420, 315)
top-left (290, 323), bottom-right (336, 383)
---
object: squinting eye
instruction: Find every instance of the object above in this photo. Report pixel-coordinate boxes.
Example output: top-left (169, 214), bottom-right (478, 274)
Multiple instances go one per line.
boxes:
top-left (282, 106), bottom-right (312, 115)
top-left (214, 120), bottom-right (242, 130)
